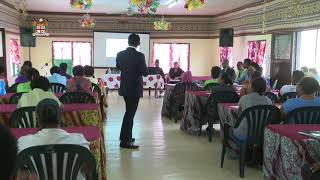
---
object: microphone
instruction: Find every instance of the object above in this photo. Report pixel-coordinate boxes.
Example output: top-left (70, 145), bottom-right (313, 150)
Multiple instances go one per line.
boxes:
top-left (41, 63), bottom-right (49, 69)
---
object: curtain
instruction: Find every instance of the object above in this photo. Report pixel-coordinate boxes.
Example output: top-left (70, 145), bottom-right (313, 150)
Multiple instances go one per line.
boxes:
top-left (220, 47), bottom-right (232, 63)
top-left (247, 40), bottom-right (266, 65)
top-left (9, 39), bottom-right (21, 76)
top-left (153, 43), bottom-right (190, 74)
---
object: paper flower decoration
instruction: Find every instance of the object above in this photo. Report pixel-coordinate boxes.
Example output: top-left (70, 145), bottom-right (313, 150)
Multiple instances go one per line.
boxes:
top-left (80, 14), bottom-right (96, 28)
top-left (70, 0), bottom-right (93, 11)
top-left (32, 18), bottom-right (50, 36)
top-left (154, 17), bottom-right (172, 31)
top-left (184, 0), bottom-right (205, 11)
top-left (129, 0), bottom-right (160, 14)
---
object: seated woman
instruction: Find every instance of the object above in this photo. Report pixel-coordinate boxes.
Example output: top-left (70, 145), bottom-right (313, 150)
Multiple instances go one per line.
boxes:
top-left (18, 76), bottom-right (61, 107)
top-left (211, 72), bottom-right (235, 93)
top-left (17, 68), bottom-right (40, 93)
top-left (67, 65), bottom-right (92, 93)
top-left (282, 77), bottom-right (320, 114)
top-left (15, 65), bottom-right (30, 84)
top-left (84, 65), bottom-right (98, 85)
top-left (203, 66), bottom-right (221, 89)
top-left (234, 77), bottom-right (272, 137)
top-left (181, 71), bottom-right (193, 83)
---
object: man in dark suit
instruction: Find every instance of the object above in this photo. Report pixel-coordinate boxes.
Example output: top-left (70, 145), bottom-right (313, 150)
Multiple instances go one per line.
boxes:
top-left (116, 33), bottom-right (148, 149)
top-left (221, 59), bottom-right (236, 81)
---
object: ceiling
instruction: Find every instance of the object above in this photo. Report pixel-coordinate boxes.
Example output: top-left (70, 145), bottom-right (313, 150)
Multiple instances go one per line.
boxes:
top-left (7, 0), bottom-right (262, 16)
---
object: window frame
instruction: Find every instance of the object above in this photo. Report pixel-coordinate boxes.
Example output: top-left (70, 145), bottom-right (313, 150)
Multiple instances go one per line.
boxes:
top-left (51, 41), bottom-right (93, 66)
top-left (152, 42), bottom-right (191, 71)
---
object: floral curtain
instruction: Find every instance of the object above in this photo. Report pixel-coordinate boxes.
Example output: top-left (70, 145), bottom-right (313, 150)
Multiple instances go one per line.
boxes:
top-left (9, 39), bottom-right (21, 76)
top-left (153, 43), bottom-right (190, 74)
top-left (220, 47), bottom-right (232, 63)
top-left (247, 40), bottom-right (266, 65)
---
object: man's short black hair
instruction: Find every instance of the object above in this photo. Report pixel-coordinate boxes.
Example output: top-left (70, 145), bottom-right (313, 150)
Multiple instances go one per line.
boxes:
top-left (252, 77), bottom-right (267, 95)
top-left (23, 61), bottom-right (32, 68)
top-left (244, 58), bottom-right (252, 65)
top-left (73, 65), bottom-right (85, 76)
top-left (26, 68), bottom-right (40, 81)
top-left (211, 66), bottom-right (221, 79)
top-left (59, 63), bottom-right (68, 72)
top-left (36, 99), bottom-right (61, 126)
top-left (298, 77), bottom-right (319, 95)
top-left (50, 66), bottom-right (60, 75)
top-left (84, 65), bottom-right (94, 77)
top-left (292, 70), bottom-right (305, 85)
top-left (128, 33), bottom-right (140, 47)
top-left (31, 76), bottom-right (50, 91)
top-left (0, 123), bottom-right (17, 180)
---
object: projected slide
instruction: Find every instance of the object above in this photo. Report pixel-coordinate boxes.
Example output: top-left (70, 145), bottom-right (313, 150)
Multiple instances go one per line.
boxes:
top-left (94, 32), bottom-right (150, 67)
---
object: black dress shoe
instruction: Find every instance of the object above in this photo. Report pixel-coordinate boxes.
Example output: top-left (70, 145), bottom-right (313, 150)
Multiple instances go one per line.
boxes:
top-left (120, 142), bottom-right (139, 149)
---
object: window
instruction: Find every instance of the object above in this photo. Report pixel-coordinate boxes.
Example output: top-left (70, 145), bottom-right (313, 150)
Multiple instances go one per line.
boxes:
top-left (296, 30), bottom-right (320, 72)
top-left (153, 43), bottom-right (190, 74)
top-left (52, 41), bottom-right (92, 74)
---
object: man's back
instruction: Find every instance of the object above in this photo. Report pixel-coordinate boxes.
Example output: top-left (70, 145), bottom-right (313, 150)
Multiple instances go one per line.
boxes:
top-left (116, 48), bottom-right (148, 97)
top-left (48, 73), bottom-right (67, 86)
top-left (17, 128), bottom-right (89, 152)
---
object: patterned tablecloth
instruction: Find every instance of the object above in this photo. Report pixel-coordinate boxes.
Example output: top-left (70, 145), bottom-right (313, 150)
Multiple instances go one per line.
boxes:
top-left (264, 125), bottom-right (320, 180)
top-left (0, 104), bottom-right (104, 129)
top-left (0, 92), bottom-right (99, 104)
top-left (180, 91), bottom-right (210, 133)
top-left (103, 74), bottom-right (164, 90)
top-left (11, 127), bottom-right (107, 180)
top-left (161, 84), bottom-right (175, 117)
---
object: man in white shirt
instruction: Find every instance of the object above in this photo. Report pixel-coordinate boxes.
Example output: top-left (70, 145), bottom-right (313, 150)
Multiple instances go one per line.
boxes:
top-left (17, 98), bottom-right (89, 152)
top-left (18, 76), bottom-right (61, 107)
top-left (280, 70), bottom-right (304, 95)
top-left (47, 66), bottom-right (67, 86)
top-left (17, 99), bottom-right (89, 180)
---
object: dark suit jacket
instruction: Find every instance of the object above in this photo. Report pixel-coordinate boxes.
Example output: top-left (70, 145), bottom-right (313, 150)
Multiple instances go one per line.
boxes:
top-left (116, 47), bottom-right (148, 97)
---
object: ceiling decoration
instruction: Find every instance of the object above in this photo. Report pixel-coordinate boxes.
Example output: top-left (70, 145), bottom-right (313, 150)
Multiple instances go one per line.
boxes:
top-left (32, 18), bottom-right (50, 36)
top-left (129, 0), bottom-right (160, 14)
top-left (11, 0), bottom-right (260, 16)
top-left (80, 13), bottom-right (96, 28)
top-left (184, 0), bottom-right (204, 11)
top-left (154, 17), bottom-right (172, 30)
top-left (14, 0), bottom-right (28, 18)
top-left (70, 0), bottom-right (93, 11)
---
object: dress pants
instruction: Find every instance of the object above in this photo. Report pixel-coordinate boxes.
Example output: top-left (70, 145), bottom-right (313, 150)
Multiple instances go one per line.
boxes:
top-left (120, 96), bottom-right (140, 143)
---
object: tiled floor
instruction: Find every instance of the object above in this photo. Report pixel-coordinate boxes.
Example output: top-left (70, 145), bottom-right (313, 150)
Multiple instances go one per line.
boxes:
top-left (105, 93), bottom-right (262, 180)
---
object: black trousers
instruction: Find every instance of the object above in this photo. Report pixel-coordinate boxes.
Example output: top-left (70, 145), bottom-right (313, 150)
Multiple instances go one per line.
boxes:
top-left (120, 96), bottom-right (140, 143)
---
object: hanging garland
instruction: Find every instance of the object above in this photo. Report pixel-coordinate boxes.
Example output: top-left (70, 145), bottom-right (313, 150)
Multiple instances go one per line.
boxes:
top-left (129, 0), bottom-right (160, 14)
top-left (154, 17), bottom-right (172, 31)
top-left (80, 14), bottom-right (96, 28)
top-left (184, 0), bottom-right (205, 11)
top-left (70, 0), bottom-right (93, 11)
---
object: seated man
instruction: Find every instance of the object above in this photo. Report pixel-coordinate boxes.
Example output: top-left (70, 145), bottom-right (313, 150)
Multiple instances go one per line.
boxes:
top-left (235, 61), bottom-right (247, 84)
top-left (18, 76), bottom-right (61, 107)
top-left (18, 98), bottom-right (89, 151)
top-left (221, 59), bottom-right (236, 80)
top-left (234, 77), bottom-right (273, 137)
top-left (47, 66), bottom-right (67, 86)
top-left (211, 72), bottom-right (235, 93)
top-left (282, 77), bottom-right (320, 114)
top-left (67, 65), bottom-right (92, 93)
top-left (280, 70), bottom-right (304, 96)
top-left (203, 66), bottom-right (221, 89)
top-left (154, 59), bottom-right (165, 79)
top-left (17, 99), bottom-right (89, 179)
top-left (169, 62), bottom-right (184, 81)
top-left (17, 68), bottom-right (40, 93)
top-left (59, 63), bottom-right (72, 79)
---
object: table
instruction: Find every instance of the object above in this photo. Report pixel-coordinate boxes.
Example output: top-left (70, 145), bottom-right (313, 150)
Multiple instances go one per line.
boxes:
top-left (192, 76), bottom-right (211, 81)
top-left (264, 125), bottom-right (320, 180)
top-left (103, 74), bottom-right (165, 90)
top-left (180, 91), bottom-right (210, 133)
top-left (11, 127), bottom-right (107, 180)
top-left (0, 104), bottom-right (103, 129)
top-left (161, 84), bottom-right (175, 117)
top-left (0, 92), bottom-right (99, 104)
